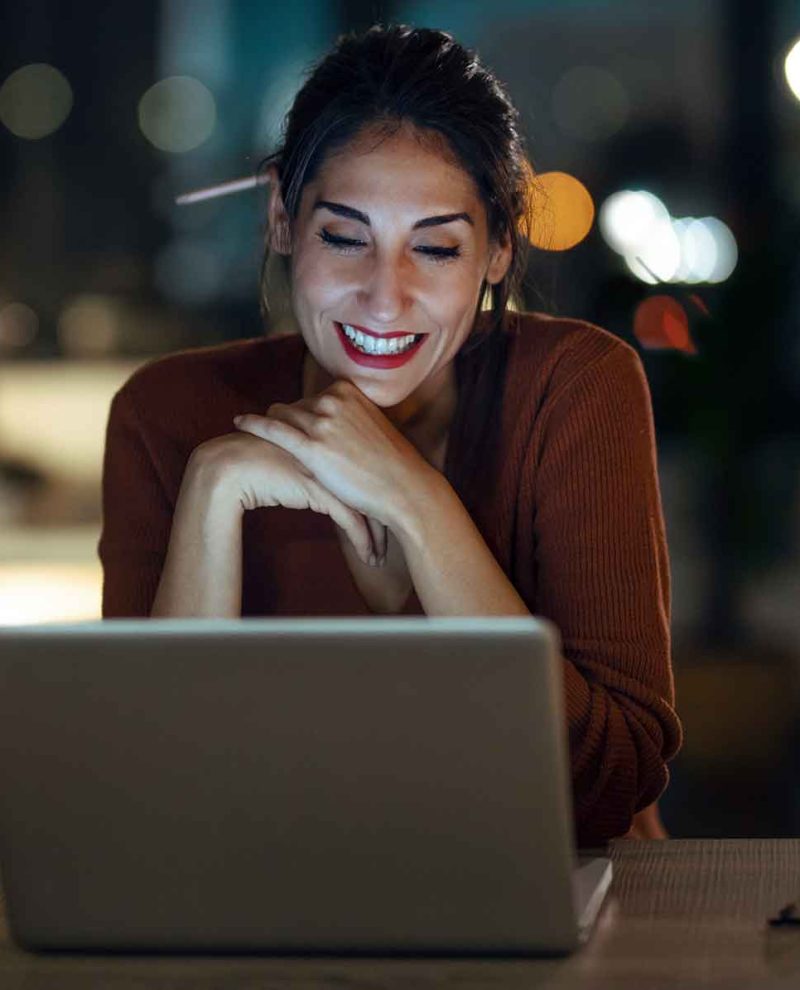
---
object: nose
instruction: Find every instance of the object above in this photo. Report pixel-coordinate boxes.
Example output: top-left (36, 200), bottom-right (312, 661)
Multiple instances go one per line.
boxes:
top-left (356, 250), bottom-right (412, 326)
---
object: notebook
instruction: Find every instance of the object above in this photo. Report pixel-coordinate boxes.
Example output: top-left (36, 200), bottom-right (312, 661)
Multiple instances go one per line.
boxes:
top-left (0, 616), bottom-right (612, 955)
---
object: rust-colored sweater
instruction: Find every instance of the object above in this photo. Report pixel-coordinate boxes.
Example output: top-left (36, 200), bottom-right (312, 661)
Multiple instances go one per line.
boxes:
top-left (99, 310), bottom-right (683, 845)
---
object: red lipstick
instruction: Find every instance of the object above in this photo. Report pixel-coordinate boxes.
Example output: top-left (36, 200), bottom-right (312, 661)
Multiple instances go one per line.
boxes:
top-left (335, 322), bottom-right (427, 369)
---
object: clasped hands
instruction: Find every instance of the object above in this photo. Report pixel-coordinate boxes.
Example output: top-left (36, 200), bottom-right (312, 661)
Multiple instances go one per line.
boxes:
top-left (232, 379), bottom-right (438, 563)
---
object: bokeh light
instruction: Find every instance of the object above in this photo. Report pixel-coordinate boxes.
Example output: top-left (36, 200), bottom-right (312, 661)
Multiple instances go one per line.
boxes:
top-left (633, 295), bottom-right (696, 354)
top-left (599, 190), bottom-right (671, 257)
top-left (701, 216), bottom-right (738, 282)
top-left (526, 170), bottom-right (595, 251)
top-left (551, 65), bottom-right (630, 142)
top-left (0, 63), bottom-right (73, 139)
top-left (784, 37), bottom-right (800, 102)
top-left (600, 190), bottom-right (738, 284)
top-left (57, 295), bottom-right (122, 356)
top-left (0, 302), bottom-right (39, 350)
top-left (671, 218), bottom-right (716, 283)
top-left (624, 220), bottom-right (681, 284)
top-left (138, 76), bottom-right (216, 152)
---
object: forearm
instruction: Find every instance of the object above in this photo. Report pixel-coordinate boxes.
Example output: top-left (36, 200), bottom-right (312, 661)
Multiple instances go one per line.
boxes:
top-left (150, 459), bottom-right (243, 618)
top-left (394, 471), bottom-right (530, 617)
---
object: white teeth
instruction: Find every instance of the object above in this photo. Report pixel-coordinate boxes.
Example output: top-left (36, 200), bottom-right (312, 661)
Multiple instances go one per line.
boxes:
top-left (341, 323), bottom-right (419, 356)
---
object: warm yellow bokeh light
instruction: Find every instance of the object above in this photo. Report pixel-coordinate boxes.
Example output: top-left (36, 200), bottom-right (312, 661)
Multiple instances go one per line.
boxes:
top-left (522, 167), bottom-right (595, 251)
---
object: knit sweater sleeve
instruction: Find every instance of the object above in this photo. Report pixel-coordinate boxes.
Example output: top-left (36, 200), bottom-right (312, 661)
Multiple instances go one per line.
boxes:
top-left (531, 339), bottom-right (683, 845)
top-left (97, 384), bottom-right (173, 617)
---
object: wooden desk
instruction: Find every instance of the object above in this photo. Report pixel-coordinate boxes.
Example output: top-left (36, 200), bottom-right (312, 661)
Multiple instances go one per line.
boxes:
top-left (1, 839), bottom-right (798, 988)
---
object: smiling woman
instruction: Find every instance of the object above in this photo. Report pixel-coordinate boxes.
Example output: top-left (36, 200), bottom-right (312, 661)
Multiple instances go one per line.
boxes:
top-left (265, 120), bottom-right (513, 437)
top-left (98, 24), bottom-right (681, 845)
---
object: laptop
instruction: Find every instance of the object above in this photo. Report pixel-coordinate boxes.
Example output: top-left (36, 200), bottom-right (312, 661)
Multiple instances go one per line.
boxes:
top-left (0, 616), bottom-right (612, 955)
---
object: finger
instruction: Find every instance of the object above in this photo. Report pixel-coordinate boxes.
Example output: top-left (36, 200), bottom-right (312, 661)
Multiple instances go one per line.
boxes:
top-left (264, 401), bottom-right (317, 430)
top-left (306, 479), bottom-right (374, 565)
top-left (233, 414), bottom-right (310, 461)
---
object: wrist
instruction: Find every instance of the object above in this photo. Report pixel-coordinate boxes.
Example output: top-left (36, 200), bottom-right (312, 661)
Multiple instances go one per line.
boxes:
top-left (152, 453), bottom-right (243, 618)
top-left (391, 465), bottom-right (453, 550)
top-left (184, 449), bottom-right (245, 518)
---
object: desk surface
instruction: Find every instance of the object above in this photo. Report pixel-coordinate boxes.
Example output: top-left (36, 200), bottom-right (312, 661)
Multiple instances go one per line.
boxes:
top-left (1, 839), bottom-right (799, 989)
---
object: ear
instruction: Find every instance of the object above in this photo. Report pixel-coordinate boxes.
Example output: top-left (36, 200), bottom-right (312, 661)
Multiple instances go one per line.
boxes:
top-left (266, 164), bottom-right (292, 255)
top-left (485, 228), bottom-right (513, 285)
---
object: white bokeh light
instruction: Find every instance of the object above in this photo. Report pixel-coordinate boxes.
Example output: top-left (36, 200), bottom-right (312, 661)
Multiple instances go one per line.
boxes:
top-left (673, 218), bottom-right (718, 283)
top-left (598, 190), bottom-right (671, 257)
top-left (703, 216), bottom-right (738, 282)
top-left (784, 37), bottom-right (800, 102)
top-left (138, 76), bottom-right (216, 152)
top-left (670, 219), bottom-right (694, 282)
top-left (624, 218), bottom-right (681, 284)
top-left (601, 189), bottom-right (738, 284)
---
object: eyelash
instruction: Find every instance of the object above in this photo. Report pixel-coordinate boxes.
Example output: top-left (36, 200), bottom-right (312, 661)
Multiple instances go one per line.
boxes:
top-left (316, 228), bottom-right (461, 265)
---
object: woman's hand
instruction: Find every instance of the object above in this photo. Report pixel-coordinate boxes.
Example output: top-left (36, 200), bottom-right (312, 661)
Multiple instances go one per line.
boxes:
top-left (232, 380), bottom-right (438, 539)
top-left (187, 429), bottom-right (385, 566)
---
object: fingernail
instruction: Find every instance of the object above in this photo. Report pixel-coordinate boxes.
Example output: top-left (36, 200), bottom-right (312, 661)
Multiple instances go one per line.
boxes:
top-left (368, 553), bottom-right (377, 567)
top-left (233, 415), bottom-right (242, 425)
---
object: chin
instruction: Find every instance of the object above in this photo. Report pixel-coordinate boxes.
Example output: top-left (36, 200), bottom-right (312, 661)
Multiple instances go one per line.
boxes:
top-left (350, 378), bottom-right (416, 405)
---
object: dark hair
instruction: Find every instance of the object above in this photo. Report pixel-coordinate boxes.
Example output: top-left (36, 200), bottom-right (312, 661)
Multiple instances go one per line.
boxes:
top-left (257, 24), bottom-right (533, 516)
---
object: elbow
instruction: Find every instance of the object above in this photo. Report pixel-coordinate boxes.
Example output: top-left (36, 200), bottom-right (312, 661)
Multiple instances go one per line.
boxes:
top-left (571, 692), bottom-right (681, 847)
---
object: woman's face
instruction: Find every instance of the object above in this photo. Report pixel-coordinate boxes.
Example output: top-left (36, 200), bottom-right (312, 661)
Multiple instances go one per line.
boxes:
top-left (268, 123), bottom-right (512, 417)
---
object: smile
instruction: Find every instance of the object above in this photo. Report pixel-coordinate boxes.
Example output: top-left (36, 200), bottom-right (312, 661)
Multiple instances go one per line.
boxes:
top-left (341, 322), bottom-right (423, 353)
top-left (334, 321), bottom-right (427, 367)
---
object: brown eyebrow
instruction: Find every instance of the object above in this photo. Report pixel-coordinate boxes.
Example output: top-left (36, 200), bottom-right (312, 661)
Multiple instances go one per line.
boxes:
top-left (312, 199), bottom-right (474, 230)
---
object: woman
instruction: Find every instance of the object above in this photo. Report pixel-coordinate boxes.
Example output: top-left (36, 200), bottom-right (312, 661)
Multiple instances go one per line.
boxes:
top-left (99, 24), bottom-right (682, 845)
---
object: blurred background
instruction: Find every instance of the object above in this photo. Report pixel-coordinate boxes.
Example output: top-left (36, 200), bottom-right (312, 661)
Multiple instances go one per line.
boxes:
top-left (1, 0), bottom-right (799, 838)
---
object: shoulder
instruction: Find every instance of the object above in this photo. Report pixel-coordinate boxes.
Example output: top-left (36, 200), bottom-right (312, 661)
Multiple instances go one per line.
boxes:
top-left (501, 310), bottom-right (647, 415)
top-left (482, 312), bottom-right (649, 454)
top-left (115, 332), bottom-right (303, 409)
top-left (106, 333), bottom-right (305, 469)
top-left (509, 310), bottom-right (641, 386)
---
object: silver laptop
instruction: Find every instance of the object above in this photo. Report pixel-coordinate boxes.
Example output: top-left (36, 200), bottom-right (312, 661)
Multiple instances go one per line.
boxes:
top-left (0, 616), bottom-right (612, 955)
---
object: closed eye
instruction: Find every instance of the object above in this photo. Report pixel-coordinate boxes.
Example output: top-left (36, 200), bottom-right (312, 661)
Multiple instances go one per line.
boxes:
top-left (316, 228), bottom-right (461, 265)
top-left (317, 230), bottom-right (363, 253)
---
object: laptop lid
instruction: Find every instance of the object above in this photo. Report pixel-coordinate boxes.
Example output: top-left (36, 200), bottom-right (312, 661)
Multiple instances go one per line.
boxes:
top-left (0, 616), bottom-right (610, 955)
